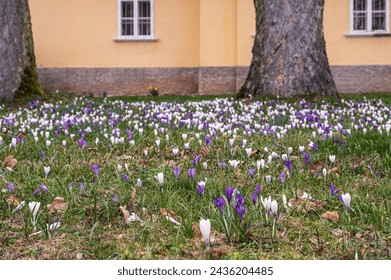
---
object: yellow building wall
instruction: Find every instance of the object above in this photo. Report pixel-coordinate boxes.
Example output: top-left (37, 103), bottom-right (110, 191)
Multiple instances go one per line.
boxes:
top-left (199, 0), bottom-right (237, 66)
top-left (324, 0), bottom-right (391, 65)
top-left (237, 0), bottom-right (255, 66)
top-left (30, 0), bottom-right (391, 68)
top-left (30, 0), bottom-right (201, 68)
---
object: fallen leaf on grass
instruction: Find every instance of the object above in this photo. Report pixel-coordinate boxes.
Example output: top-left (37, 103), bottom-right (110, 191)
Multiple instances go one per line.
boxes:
top-left (4, 155), bottom-right (17, 169)
top-left (328, 167), bottom-right (339, 174)
top-left (127, 187), bottom-right (137, 213)
top-left (120, 206), bottom-right (130, 222)
top-left (47, 197), bottom-right (68, 213)
top-left (310, 161), bottom-right (324, 173)
top-left (322, 211), bottom-right (339, 222)
top-left (288, 197), bottom-right (325, 213)
top-left (6, 196), bottom-right (19, 206)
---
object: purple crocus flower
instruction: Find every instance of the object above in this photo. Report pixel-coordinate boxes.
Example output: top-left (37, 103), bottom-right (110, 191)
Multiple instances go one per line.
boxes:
top-left (68, 183), bottom-right (73, 190)
top-left (112, 194), bottom-right (119, 203)
top-left (78, 182), bottom-right (85, 190)
top-left (219, 162), bottom-right (227, 169)
top-left (7, 182), bottom-right (14, 193)
top-left (188, 168), bottom-right (196, 181)
top-left (214, 197), bottom-right (225, 215)
top-left (173, 166), bottom-right (180, 178)
top-left (252, 191), bottom-right (258, 204)
top-left (122, 173), bottom-right (130, 183)
top-left (235, 194), bottom-right (245, 222)
top-left (255, 184), bottom-right (261, 195)
top-left (248, 168), bottom-right (256, 178)
top-left (225, 187), bottom-right (233, 203)
top-left (329, 183), bottom-right (339, 196)
top-left (77, 139), bottom-right (87, 148)
top-left (312, 143), bottom-right (318, 151)
top-left (92, 164), bottom-right (99, 177)
top-left (205, 135), bottom-right (212, 146)
top-left (40, 183), bottom-right (49, 193)
top-left (41, 151), bottom-right (45, 157)
top-left (304, 153), bottom-right (310, 166)
top-left (280, 172), bottom-right (286, 185)
top-left (196, 184), bottom-right (205, 196)
top-left (284, 160), bottom-right (293, 173)
top-left (33, 188), bottom-right (40, 195)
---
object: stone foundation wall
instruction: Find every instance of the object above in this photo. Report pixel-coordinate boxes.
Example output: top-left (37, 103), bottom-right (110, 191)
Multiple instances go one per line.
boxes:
top-left (38, 65), bottom-right (391, 96)
top-left (331, 65), bottom-right (391, 93)
top-left (38, 67), bottom-right (199, 96)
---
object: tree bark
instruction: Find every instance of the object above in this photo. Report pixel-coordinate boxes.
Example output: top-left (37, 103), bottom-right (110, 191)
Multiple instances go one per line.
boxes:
top-left (0, 0), bottom-right (42, 103)
top-left (237, 0), bottom-right (337, 98)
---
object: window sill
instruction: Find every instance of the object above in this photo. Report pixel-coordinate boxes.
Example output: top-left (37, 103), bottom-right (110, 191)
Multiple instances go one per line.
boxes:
top-left (114, 38), bottom-right (159, 42)
top-left (345, 33), bottom-right (391, 38)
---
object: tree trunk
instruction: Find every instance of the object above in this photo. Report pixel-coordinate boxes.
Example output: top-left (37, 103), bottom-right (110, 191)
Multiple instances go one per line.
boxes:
top-left (0, 0), bottom-right (43, 103)
top-left (238, 0), bottom-right (337, 98)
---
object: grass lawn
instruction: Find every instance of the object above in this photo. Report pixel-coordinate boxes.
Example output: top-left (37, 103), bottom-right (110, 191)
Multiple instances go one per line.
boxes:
top-left (0, 92), bottom-right (390, 260)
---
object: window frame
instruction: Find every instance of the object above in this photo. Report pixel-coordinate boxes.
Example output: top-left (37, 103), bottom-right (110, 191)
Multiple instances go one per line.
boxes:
top-left (117, 0), bottom-right (155, 40)
top-left (350, 0), bottom-right (390, 34)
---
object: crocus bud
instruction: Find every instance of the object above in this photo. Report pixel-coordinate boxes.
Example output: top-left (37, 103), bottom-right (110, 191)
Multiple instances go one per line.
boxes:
top-left (199, 218), bottom-right (211, 249)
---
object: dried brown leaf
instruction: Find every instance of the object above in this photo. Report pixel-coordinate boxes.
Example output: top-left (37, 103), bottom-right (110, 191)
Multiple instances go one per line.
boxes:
top-left (310, 161), bottom-right (324, 173)
top-left (128, 187), bottom-right (137, 213)
top-left (4, 155), bottom-right (17, 169)
top-left (288, 197), bottom-right (325, 213)
top-left (309, 236), bottom-right (319, 245)
top-left (328, 167), bottom-right (339, 174)
top-left (160, 208), bottom-right (178, 220)
top-left (47, 197), bottom-right (68, 213)
top-left (322, 211), bottom-right (339, 222)
top-left (249, 149), bottom-right (260, 158)
top-left (120, 206), bottom-right (130, 223)
top-left (6, 196), bottom-right (19, 206)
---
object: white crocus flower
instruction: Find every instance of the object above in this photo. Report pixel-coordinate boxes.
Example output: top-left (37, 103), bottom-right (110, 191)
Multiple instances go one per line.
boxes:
top-left (46, 140), bottom-right (51, 147)
top-left (44, 166), bottom-right (50, 179)
top-left (157, 172), bottom-right (164, 185)
top-left (271, 200), bottom-right (278, 217)
top-left (143, 149), bottom-right (148, 157)
top-left (329, 155), bottom-right (336, 164)
top-left (245, 148), bottom-right (252, 158)
top-left (62, 140), bottom-right (67, 147)
top-left (117, 164), bottom-right (123, 172)
top-left (172, 148), bottom-right (179, 156)
top-left (281, 154), bottom-right (288, 161)
top-left (287, 147), bottom-right (293, 155)
top-left (265, 175), bottom-right (272, 184)
top-left (323, 167), bottom-right (327, 177)
top-left (28, 201), bottom-right (41, 228)
top-left (155, 138), bottom-right (161, 151)
top-left (199, 218), bottom-right (211, 249)
top-left (229, 160), bottom-right (240, 169)
top-left (184, 142), bottom-right (190, 150)
top-left (202, 162), bottom-right (208, 169)
top-left (341, 193), bottom-right (351, 210)
top-left (182, 133), bottom-right (188, 140)
top-left (137, 178), bottom-right (142, 188)
top-left (128, 213), bottom-right (143, 223)
top-left (299, 146), bottom-right (305, 153)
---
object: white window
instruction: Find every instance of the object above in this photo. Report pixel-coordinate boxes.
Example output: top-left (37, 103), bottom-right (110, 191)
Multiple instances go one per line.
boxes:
top-left (350, 0), bottom-right (390, 34)
top-left (118, 0), bottom-right (154, 40)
